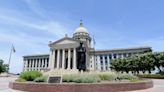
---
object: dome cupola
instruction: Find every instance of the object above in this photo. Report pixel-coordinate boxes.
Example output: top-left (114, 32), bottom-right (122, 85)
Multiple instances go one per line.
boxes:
top-left (74, 20), bottom-right (88, 33)
top-left (73, 20), bottom-right (91, 48)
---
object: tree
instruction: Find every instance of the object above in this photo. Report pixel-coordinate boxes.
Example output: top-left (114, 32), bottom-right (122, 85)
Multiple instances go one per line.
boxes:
top-left (110, 52), bottom-right (157, 74)
top-left (158, 52), bottom-right (164, 68)
top-left (0, 59), bottom-right (9, 74)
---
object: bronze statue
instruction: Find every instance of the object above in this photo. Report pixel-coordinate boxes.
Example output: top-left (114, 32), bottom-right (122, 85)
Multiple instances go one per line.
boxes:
top-left (76, 42), bottom-right (86, 71)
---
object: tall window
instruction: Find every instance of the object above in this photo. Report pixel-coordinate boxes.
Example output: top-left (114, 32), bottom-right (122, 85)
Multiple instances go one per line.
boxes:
top-left (109, 54), bottom-right (112, 60)
top-left (113, 54), bottom-right (117, 58)
top-left (100, 60), bottom-right (103, 65)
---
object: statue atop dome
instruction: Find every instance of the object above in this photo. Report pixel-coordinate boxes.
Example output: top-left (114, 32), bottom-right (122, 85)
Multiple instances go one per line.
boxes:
top-left (80, 19), bottom-right (83, 27)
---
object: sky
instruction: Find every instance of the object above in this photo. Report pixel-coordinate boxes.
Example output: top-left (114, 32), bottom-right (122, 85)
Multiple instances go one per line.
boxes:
top-left (0, 0), bottom-right (164, 73)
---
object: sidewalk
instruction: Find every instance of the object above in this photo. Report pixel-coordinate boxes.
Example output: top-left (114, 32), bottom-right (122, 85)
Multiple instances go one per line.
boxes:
top-left (0, 76), bottom-right (24, 92)
top-left (126, 79), bottom-right (164, 92)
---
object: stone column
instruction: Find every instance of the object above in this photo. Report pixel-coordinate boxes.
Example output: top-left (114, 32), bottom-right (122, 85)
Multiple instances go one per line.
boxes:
top-left (107, 56), bottom-right (110, 71)
top-left (102, 56), bottom-right (106, 71)
top-left (57, 49), bottom-right (60, 69)
top-left (67, 48), bottom-right (71, 69)
top-left (38, 59), bottom-right (41, 71)
top-left (42, 58), bottom-right (44, 69)
top-left (73, 48), bottom-right (77, 70)
top-left (121, 53), bottom-right (124, 58)
top-left (111, 53), bottom-right (114, 59)
top-left (35, 59), bottom-right (38, 70)
top-left (24, 59), bottom-right (27, 72)
top-left (51, 50), bottom-right (55, 70)
top-left (29, 59), bottom-right (31, 71)
top-left (49, 49), bottom-right (52, 68)
top-left (31, 59), bottom-right (33, 71)
top-left (62, 49), bottom-right (65, 69)
top-left (45, 58), bottom-right (47, 68)
top-left (97, 56), bottom-right (101, 71)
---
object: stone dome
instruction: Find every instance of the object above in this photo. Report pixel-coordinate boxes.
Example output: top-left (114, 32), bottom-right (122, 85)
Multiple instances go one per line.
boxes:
top-left (74, 20), bottom-right (88, 33)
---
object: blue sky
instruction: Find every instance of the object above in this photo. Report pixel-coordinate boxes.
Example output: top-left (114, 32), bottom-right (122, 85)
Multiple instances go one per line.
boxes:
top-left (0, 0), bottom-right (164, 73)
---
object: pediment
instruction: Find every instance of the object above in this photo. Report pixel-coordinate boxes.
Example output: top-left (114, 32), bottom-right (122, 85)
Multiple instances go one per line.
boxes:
top-left (49, 37), bottom-right (79, 47)
top-left (56, 39), bottom-right (77, 45)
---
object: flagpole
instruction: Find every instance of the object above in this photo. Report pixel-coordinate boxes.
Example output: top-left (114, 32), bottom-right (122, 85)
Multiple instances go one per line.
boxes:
top-left (93, 35), bottom-right (96, 71)
top-left (8, 47), bottom-right (13, 73)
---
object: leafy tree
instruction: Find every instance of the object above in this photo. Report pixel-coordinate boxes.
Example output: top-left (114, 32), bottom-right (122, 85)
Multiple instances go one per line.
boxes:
top-left (0, 59), bottom-right (9, 74)
top-left (110, 52), bottom-right (164, 74)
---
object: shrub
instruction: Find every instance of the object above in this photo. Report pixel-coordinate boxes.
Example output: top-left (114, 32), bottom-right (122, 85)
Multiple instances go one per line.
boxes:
top-left (34, 76), bottom-right (48, 82)
top-left (15, 78), bottom-right (27, 82)
top-left (117, 74), bottom-right (139, 81)
top-left (156, 71), bottom-right (164, 75)
top-left (63, 72), bottom-right (140, 83)
top-left (63, 74), bottom-right (101, 83)
top-left (74, 74), bottom-right (101, 83)
top-left (19, 71), bottom-right (42, 81)
top-left (137, 74), bottom-right (164, 79)
top-left (98, 73), bottom-right (116, 81)
top-left (63, 74), bottom-right (75, 82)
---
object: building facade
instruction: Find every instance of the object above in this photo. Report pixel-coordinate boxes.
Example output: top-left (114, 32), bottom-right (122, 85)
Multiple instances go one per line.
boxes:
top-left (23, 21), bottom-right (152, 72)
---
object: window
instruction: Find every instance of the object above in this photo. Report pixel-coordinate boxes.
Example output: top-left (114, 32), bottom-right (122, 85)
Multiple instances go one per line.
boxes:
top-left (100, 61), bottom-right (103, 65)
top-left (106, 66), bottom-right (108, 70)
top-left (101, 67), bottom-right (103, 71)
top-left (113, 54), bottom-right (117, 58)
top-left (123, 53), bottom-right (127, 57)
top-left (100, 56), bottom-right (103, 60)
top-left (128, 53), bottom-right (132, 56)
top-left (105, 56), bottom-right (107, 60)
top-left (118, 53), bottom-right (122, 58)
top-left (105, 60), bottom-right (108, 65)
top-left (109, 54), bottom-right (112, 60)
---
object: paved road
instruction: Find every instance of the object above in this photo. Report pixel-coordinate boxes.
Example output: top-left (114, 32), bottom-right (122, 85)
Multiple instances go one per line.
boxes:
top-left (0, 77), bottom-right (164, 92)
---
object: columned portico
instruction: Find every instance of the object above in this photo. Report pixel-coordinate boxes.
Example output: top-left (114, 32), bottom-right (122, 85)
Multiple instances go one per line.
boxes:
top-left (50, 47), bottom-right (77, 71)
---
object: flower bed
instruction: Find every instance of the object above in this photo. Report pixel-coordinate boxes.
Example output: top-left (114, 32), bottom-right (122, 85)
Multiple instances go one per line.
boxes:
top-left (9, 79), bottom-right (153, 92)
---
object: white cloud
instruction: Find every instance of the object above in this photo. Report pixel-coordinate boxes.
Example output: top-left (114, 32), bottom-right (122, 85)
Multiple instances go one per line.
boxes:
top-left (0, 6), bottom-right (72, 73)
top-left (0, 14), bottom-right (70, 38)
top-left (23, 0), bottom-right (46, 17)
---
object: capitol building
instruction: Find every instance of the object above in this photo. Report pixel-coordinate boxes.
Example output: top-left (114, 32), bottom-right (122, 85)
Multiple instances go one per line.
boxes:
top-left (23, 21), bottom-right (151, 73)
